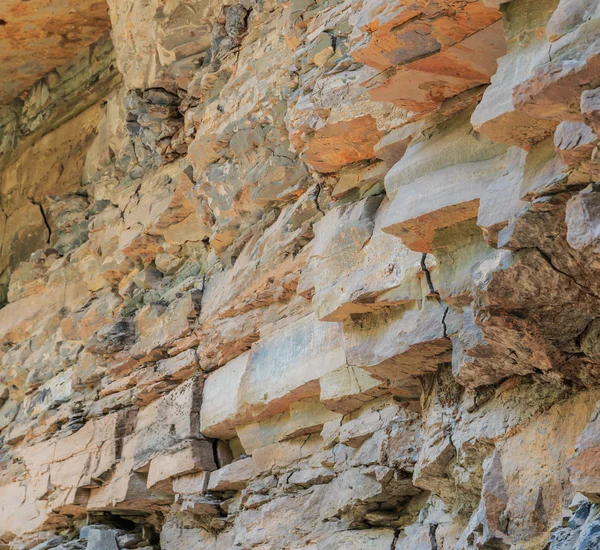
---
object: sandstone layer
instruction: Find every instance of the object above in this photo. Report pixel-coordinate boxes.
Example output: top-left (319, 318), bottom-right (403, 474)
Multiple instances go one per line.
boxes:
top-left (2, 0), bottom-right (600, 549)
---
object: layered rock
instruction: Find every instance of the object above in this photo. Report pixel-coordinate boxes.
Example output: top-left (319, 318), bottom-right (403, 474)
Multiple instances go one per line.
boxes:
top-left (2, 0), bottom-right (600, 549)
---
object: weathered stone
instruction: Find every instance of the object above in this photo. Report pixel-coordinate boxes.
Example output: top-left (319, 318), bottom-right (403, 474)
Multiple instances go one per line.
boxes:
top-left (382, 109), bottom-right (507, 252)
top-left (320, 365), bottom-right (385, 415)
top-left (318, 528), bottom-right (396, 549)
top-left (4, 0), bottom-right (600, 548)
top-left (235, 398), bottom-right (341, 453)
top-left (491, 391), bottom-right (598, 545)
top-left (340, 401), bottom-right (401, 448)
top-left (471, 0), bottom-right (560, 147)
top-left (566, 184), bottom-right (600, 254)
top-left (513, 16), bottom-right (600, 125)
top-left (130, 289), bottom-right (202, 360)
top-left (87, 529), bottom-right (119, 550)
top-left (287, 467), bottom-right (335, 489)
top-left (476, 147), bottom-right (529, 245)
top-left (0, 2), bottom-right (111, 103)
top-left (133, 377), bottom-right (204, 471)
top-left (147, 440), bottom-right (216, 491)
top-left (200, 352), bottom-right (250, 440)
top-left (342, 299), bottom-right (453, 397)
top-left (304, 197), bottom-right (424, 320)
top-left (160, 512), bottom-right (217, 550)
top-left (238, 314), bottom-right (347, 421)
top-left (396, 525), bottom-right (437, 550)
top-left (356, 0), bottom-right (505, 115)
top-left (207, 458), bottom-right (255, 492)
top-left (581, 87), bottom-right (600, 135)
top-left (172, 471), bottom-right (211, 495)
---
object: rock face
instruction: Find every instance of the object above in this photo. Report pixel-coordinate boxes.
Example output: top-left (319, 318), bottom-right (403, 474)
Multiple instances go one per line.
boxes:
top-left (0, 1), bottom-right (111, 103)
top-left (2, 0), bottom-right (600, 549)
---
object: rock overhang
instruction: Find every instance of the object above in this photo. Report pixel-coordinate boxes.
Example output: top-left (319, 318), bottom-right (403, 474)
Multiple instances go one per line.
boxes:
top-left (0, 0), bottom-right (111, 104)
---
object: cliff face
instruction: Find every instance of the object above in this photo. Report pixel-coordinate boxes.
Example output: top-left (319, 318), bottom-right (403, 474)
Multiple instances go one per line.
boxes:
top-left (1, 0), bottom-right (600, 548)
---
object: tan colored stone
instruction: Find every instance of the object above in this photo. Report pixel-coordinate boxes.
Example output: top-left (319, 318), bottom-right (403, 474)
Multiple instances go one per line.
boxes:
top-left (382, 109), bottom-right (507, 252)
top-left (239, 314), bottom-right (347, 421)
top-left (495, 391), bottom-right (599, 544)
top-left (196, 186), bottom-right (320, 340)
top-left (368, 20), bottom-right (505, 115)
top-left (207, 458), bottom-right (256, 492)
top-left (581, 86), bottom-right (600, 135)
top-left (106, 0), bottom-right (216, 90)
top-left (236, 414), bottom-right (293, 455)
top-left (172, 471), bottom-right (211, 495)
top-left (350, 0), bottom-right (504, 114)
top-left (236, 398), bottom-right (341, 453)
top-left (1, 105), bottom-right (102, 216)
top-left (566, 185), bottom-right (600, 254)
top-left (568, 402), bottom-right (600, 499)
top-left (133, 377), bottom-right (203, 471)
top-left (288, 398), bottom-right (342, 439)
top-left (299, 115), bottom-right (383, 173)
top-left (513, 17), bottom-right (600, 124)
top-left (396, 525), bottom-right (437, 550)
top-left (4, 0), bottom-right (600, 547)
top-left (131, 290), bottom-right (202, 360)
top-left (201, 352), bottom-right (250, 440)
top-left (477, 147), bottom-right (529, 245)
top-left (304, 197), bottom-right (424, 320)
top-left (320, 366), bottom-right (385, 415)
top-left (287, 467), bottom-right (335, 490)
top-left (342, 299), bottom-right (453, 390)
top-left (147, 440), bottom-right (216, 491)
top-left (471, 0), bottom-right (560, 147)
top-left (252, 434), bottom-right (324, 475)
top-left (340, 401), bottom-right (400, 448)
top-left (317, 528), bottom-right (395, 549)
top-left (0, 264), bottom-right (89, 344)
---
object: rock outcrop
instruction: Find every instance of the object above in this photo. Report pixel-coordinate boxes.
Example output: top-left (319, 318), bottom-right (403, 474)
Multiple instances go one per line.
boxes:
top-left (2, 0), bottom-right (600, 548)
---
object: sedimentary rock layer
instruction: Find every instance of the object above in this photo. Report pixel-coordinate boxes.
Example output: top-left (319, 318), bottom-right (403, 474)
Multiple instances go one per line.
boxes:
top-left (2, 0), bottom-right (600, 548)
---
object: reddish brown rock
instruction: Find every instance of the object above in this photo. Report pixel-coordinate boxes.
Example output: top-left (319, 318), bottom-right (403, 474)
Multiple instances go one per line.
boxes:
top-left (0, 1), bottom-right (110, 103)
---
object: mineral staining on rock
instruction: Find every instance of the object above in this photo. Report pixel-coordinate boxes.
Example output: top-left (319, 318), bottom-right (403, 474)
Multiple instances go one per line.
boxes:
top-left (2, 0), bottom-right (600, 548)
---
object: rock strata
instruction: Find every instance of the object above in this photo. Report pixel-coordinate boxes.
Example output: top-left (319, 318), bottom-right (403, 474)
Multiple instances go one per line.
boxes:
top-left (2, 0), bottom-right (600, 548)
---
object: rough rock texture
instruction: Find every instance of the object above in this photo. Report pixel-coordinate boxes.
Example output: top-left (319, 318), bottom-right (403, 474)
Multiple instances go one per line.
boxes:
top-left (2, 0), bottom-right (600, 549)
top-left (0, 1), bottom-right (111, 103)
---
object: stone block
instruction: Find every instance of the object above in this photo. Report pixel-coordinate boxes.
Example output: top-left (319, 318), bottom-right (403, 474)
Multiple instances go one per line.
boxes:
top-left (87, 529), bottom-right (119, 550)
top-left (238, 314), bottom-right (347, 421)
top-left (287, 467), bottom-right (335, 489)
top-left (147, 440), bottom-right (216, 491)
top-left (252, 434), bottom-right (324, 475)
top-left (359, 1), bottom-right (505, 115)
top-left (207, 458), bottom-right (256, 492)
top-left (134, 377), bottom-right (203, 471)
top-left (320, 366), bottom-right (385, 414)
top-left (317, 528), bottom-right (396, 549)
top-left (172, 471), bottom-right (211, 495)
top-left (130, 289), bottom-right (202, 359)
top-left (340, 402), bottom-right (400, 448)
top-left (305, 197), bottom-right (424, 320)
top-left (471, 0), bottom-right (560, 147)
top-left (200, 352), bottom-right (250, 440)
top-left (566, 185), bottom-right (600, 253)
top-left (342, 300), bottom-right (452, 390)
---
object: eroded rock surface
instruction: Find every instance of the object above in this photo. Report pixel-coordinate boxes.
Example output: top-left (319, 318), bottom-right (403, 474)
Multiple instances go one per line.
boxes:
top-left (0, 0), bottom-right (111, 103)
top-left (2, 0), bottom-right (600, 548)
